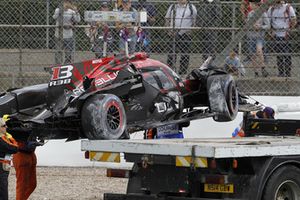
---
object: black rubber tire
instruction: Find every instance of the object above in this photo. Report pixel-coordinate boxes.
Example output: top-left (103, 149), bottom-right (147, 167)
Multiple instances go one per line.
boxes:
top-left (263, 165), bottom-right (300, 200)
top-left (81, 94), bottom-right (126, 140)
top-left (207, 74), bottom-right (238, 122)
top-left (225, 80), bottom-right (238, 117)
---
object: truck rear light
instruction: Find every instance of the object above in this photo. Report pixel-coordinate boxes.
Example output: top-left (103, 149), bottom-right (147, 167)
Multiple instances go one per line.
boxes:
top-left (84, 151), bottom-right (89, 159)
top-left (209, 159), bottom-right (217, 169)
top-left (233, 159), bottom-right (238, 169)
top-left (106, 168), bottom-right (130, 178)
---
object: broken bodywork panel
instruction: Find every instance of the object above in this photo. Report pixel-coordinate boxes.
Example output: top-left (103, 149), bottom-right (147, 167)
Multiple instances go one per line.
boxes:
top-left (0, 53), bottom-right (254, 141)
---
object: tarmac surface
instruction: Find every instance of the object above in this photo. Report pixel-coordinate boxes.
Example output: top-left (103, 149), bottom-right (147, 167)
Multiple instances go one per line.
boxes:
top-left (8, 167), bottom-right (128, 200)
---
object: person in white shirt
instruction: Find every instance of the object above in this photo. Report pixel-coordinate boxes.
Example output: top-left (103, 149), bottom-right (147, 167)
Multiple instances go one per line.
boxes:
top-left (267, 0), bottom-right (297, 77)
top-left (53, 0), bottom-right (81, 64)
top-left (165, 0), bottom-right (197, 75)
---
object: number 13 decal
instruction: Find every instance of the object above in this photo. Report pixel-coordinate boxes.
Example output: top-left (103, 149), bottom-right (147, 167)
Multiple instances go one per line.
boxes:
top-left (51, 65), bottom-right (74, 80)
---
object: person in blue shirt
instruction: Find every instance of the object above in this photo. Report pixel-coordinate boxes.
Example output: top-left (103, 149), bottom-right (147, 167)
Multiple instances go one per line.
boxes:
top-left (224, 50), bottom-right (245, 77)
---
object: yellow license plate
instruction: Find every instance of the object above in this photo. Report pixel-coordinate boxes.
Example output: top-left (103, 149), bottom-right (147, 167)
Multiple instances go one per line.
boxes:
top-left (204, 184), bottom-right (234, 193)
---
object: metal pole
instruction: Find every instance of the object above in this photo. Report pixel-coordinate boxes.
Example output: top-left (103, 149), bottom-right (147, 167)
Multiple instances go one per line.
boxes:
top-left (57, 1), bottom-right (64, 64)
top-left (231, 3), bottom-right (236, 42)
top-left (172, 5), bottom-right (176, 73)
top-left (19, 0), bottom-right (23, 74)
top-left (46, 0), bottom-right (50, 49)
top-left (103, 42), bottom-right (108, 57)
top-left (17, 0), bottom-right (25, 88)
top-left (125, 41), bottom-right (129, 57)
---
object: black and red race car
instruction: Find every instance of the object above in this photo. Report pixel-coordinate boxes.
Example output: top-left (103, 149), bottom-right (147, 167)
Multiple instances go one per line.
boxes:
top-left (0, 52), bottom-right (250, 141)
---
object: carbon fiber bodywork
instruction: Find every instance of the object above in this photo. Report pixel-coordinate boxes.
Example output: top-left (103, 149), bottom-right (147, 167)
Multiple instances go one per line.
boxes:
top-left (0, 53), bottom-right (241, 141)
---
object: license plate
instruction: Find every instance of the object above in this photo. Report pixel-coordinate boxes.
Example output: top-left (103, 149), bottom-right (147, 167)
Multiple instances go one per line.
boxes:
top-left (204, 184), bottom-right (234, 193)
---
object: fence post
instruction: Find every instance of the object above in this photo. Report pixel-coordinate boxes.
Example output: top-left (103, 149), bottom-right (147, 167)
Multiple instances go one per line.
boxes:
top-left (172, 5), bottom-right (176, 73)
top-left (18, 0), bottom-right (23, 74)
top-left (46, 0), bottom-right (50, 49)
top-left (16, 0), bottom-right (24, 88)
top-left (231, 2), bottom-right (236, 42)
top-left (56, 1), bottom-right (64, 64)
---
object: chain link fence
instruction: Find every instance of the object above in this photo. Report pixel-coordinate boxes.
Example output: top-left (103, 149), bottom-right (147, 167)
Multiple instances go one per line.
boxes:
top-left (0, 0), bottom-right (299, 95)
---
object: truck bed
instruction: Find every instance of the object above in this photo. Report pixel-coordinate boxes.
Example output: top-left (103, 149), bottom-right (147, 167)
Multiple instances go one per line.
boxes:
top-left (81, 136), bottom-right (300, 158)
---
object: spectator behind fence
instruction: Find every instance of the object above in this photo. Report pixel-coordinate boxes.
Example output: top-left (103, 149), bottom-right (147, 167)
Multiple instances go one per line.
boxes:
top-left (198, 0), bottom-right (222, 60)
top-left (53, 0), bottom-right (81, 64)
top-left (241, 0), bottom-right (252, 21)
top-left (267, 0), bottom-right (297, 77)
top-left (117, 0), bottom-right (137, 55)
top-left (86, 1), bottom-right (114, 58)
top-left (224, 50), bottom-right (245, 77)
top-left (134, 0), bottom-right (156, 53)
top-left (241, 0), bottom-right (268, 64)
top-left (165, 0), bottom-right (197, 75)
top-left (247, 0), bottom-right (270, 77)
top-left (240, 0), bottom-right (267, 21)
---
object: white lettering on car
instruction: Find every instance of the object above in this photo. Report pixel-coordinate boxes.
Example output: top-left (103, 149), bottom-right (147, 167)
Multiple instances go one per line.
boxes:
top-left (72, 86), bottom-right (84, 96)
top-left (95, 72), bottom-right (118, 87)
top-left (49, 78), bottom-right (72, 87)
top-left (92, 59), bottom-right (103, 64)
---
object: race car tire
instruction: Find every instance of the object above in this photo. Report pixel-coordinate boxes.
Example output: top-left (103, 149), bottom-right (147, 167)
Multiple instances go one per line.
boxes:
top-left (207, 74), bottom-right (238, 122)
top-left (81, 94), bottom-right (126, 140)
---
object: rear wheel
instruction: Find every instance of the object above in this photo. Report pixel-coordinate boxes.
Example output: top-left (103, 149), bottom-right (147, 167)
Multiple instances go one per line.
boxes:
top-left (226, 81), bottom-right (238, 117)
top-left (207, 74), bottom-right (238, 122)
top-left (263, 165), bottom-right (300, 200)
top-left (81, 94), bottom-right (126, 140)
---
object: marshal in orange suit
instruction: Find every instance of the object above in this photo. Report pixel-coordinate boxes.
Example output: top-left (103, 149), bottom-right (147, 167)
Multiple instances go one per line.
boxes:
top-left (12, 141), bottom-right (37, 200)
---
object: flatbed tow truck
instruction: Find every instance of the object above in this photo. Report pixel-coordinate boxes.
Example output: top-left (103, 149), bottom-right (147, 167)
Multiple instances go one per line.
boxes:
top-left (81, 116), bottom-right (300, 200)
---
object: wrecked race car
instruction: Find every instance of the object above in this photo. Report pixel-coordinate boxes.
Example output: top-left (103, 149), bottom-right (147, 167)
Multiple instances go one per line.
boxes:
top-left (0, 52), bottom-right (247, 141)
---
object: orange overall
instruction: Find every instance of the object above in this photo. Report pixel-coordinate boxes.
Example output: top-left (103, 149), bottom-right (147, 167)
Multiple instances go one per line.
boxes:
top-left (12, 142), bottom-right (37, 200)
